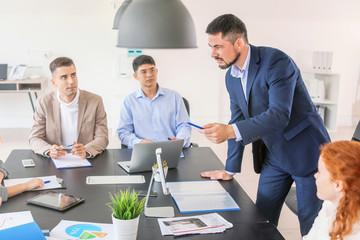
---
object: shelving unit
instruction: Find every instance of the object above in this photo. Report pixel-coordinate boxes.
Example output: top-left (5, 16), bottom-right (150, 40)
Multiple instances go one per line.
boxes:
top-left (0, 77), bottom-right (47, 92)
top-left (302, 71), bottom-right (340, 131)
top-left (0, 77), bottom-right (48, 113)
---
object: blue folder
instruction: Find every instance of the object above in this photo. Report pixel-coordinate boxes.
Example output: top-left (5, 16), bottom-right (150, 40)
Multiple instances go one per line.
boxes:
top-left (0, 222), bottom-right (46, 240)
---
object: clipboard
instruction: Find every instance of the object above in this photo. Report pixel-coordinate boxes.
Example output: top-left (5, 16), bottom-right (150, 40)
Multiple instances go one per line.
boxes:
top-left (51, 154), bottom-right (92, 169)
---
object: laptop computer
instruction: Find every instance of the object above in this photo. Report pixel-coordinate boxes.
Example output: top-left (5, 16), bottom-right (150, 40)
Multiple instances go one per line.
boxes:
top-left (117, 139), bottom-right (184, 173)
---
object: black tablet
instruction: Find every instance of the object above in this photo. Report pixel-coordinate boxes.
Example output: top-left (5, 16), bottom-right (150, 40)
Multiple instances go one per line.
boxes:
top-left (26, 191), bottom-right (85, 211)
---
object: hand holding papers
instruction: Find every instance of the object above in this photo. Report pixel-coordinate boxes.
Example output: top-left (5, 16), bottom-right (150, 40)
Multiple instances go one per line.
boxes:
top-left (51, 153), bottom-right (92, 169)
top-left (4, 175), bottom-right (64, 191)
top-left (158, 213), bottom-right (233, 236)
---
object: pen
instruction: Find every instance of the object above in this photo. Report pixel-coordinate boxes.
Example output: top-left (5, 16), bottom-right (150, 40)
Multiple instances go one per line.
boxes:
top-left (55, 144), bottom-right (74, 151)
top-left (187, 122), bottom-right (204, 129)
top-left (44, 180), bottom-right (51, 184)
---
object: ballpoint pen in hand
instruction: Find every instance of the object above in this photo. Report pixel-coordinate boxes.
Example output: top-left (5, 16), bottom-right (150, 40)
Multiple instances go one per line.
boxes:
top-left (187, 122), bottom-right (204, 129)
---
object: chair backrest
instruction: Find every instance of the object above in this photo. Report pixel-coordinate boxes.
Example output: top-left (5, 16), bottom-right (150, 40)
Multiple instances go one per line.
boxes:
top-left (182, 97), bottom-right (190, 116)
top-left (352, 121), bottom-right (360, 142)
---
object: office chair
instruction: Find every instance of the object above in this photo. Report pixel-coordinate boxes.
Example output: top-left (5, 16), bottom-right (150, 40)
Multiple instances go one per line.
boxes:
top-left (120, 97), bottom-right (197, 149)
top-left (284, 120), bottom-right (360, 215)
top-left (352, 121), bottom-right (360, 141)
top-left (182, 97), bottom-right (190, 116)
top-left (182, 97), bottom-right (198, 147)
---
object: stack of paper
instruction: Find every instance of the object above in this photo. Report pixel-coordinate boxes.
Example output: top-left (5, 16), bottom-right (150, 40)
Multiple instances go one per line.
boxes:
top-left (158, 213), bottom-right (233, 236)
top-left (167, 180), bottom-right (240, 213)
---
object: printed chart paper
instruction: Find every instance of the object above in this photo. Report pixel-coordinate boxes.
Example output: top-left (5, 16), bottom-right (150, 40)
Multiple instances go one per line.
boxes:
top-left (50, 220), bottom-right (113, 240)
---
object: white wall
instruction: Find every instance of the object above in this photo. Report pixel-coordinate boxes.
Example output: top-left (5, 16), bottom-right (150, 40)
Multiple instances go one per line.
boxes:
top-left (1, 0), bottom-right (360, 130)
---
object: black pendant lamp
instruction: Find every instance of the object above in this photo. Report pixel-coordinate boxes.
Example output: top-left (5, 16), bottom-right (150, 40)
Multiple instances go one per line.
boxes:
top-left (114, 0), bottom-right (197, 49)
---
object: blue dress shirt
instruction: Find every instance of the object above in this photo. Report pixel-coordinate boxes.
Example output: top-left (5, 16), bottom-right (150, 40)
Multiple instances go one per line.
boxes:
top-left (117, 85), bottom-right (191, 149)
top-left (230, 46), bottom-right (251, 142)
top-left (227, 47), bottom-right (251, 176)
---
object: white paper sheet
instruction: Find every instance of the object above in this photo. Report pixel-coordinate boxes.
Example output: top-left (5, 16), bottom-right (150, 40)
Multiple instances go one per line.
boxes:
top-left (158, 213), bottom-right (233, 236)
top-left (86, 175), bottom-right (145, 184)
top-left (0, 211), bottom-right (34, 230)
top-left (51, 154), bottom-right (92, 169)
top-left (50, 220), bottom-right (114, 240)
top-left (3, 175), bottom-right (62, 191)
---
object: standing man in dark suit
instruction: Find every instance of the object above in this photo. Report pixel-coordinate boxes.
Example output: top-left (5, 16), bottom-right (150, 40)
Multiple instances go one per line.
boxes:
top-left (199, 14), bottom-right (330, 236)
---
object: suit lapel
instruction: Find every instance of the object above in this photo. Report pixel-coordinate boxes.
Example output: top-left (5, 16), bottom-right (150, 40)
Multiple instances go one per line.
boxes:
top-left (229, 73), bottom-right (250, 118)
top-left (246, 45), bottom-right (260, 107)
top-left (77, 90), bottom-right (85, 141)
top-left (52, 94), bottom-right (62, 144)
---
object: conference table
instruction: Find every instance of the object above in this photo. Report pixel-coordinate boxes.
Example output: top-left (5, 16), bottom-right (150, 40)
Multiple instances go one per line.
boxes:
top-left (1, 147), bottom-right (285, 239)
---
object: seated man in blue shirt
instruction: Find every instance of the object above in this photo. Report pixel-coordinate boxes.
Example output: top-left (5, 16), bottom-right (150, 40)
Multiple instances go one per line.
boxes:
top-left (117, 55), bottom-right (191, 149)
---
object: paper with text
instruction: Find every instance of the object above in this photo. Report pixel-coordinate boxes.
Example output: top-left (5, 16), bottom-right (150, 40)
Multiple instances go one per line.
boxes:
top-left (51, 154), bottom-right (92, 169)
top-left (0, 211), bottom-right (34, 230)
top-left (4, 175), bottom-right (62, 191)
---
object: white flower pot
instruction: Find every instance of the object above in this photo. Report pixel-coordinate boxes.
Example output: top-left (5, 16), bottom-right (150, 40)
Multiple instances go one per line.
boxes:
top-left (152, 166), bottom-right (168, 182)
top-left (112, 213), bottom-right (139, 240)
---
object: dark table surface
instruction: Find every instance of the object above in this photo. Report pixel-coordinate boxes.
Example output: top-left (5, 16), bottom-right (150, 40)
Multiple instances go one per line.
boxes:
top-left (1, 147), bottom-right (284, 239)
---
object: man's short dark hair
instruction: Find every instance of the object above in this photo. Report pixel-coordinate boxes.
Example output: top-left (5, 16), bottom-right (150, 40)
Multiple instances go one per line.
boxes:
top-left (206, 14), bottom-right (248, 44)
top-left (49, 57), bottom-right (75, 75)
top-left (132, 55), bottom-right (156, 72)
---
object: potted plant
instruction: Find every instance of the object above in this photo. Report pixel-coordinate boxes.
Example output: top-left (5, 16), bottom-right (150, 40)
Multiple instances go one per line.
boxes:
top-left (108, 189), bottom-right (146, 240)
top-left (152, 160), bottom-right (168, 182)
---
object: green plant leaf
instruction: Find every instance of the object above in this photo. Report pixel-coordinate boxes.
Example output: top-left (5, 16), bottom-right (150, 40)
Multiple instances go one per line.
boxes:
top-left (107, 188), bottom-right (145, 220)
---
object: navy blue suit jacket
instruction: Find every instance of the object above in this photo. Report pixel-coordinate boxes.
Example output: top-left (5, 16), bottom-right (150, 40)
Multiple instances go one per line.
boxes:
top-left (225, 45), bottom-right (330, 177)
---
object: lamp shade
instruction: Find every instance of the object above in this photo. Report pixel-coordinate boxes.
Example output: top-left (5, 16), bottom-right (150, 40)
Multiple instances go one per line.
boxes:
top-left (113, 0), bottom-right (132, 30)
top-left (116, 0), bottom-right (197, 49)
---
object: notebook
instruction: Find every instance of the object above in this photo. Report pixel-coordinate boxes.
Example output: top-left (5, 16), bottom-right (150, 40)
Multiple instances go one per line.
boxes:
top-left (117, 139), bottom-right (184, 173)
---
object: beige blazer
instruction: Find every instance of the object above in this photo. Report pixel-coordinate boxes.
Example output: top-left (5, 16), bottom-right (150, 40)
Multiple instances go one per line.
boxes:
top-left (29, 90), bottom-right (109, 158)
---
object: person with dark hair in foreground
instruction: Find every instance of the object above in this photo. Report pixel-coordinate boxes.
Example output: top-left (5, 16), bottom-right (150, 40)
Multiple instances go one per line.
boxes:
top-left (199, 14), bottom-right (330, 235)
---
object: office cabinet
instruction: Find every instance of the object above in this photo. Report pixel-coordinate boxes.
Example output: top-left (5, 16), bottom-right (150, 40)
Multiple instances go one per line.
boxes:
top-left (302, 71), bottom-right (340, 131)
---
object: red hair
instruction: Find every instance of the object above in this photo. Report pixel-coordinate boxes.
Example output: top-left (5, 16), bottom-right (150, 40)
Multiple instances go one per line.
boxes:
top-left (321, 140), bottom-right (360, 240)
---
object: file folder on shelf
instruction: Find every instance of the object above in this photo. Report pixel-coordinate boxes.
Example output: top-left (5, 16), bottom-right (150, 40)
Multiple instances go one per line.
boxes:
top-left (167, 180), bottom-right (240, 214)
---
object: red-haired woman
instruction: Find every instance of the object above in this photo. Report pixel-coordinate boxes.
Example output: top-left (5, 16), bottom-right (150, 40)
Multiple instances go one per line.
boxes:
top-left (304, 140), bottom-right (360, 240)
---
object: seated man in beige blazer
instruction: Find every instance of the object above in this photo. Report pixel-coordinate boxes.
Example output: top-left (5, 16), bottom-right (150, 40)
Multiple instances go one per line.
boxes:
top-left (29, 57), bottom-right (108, 159)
